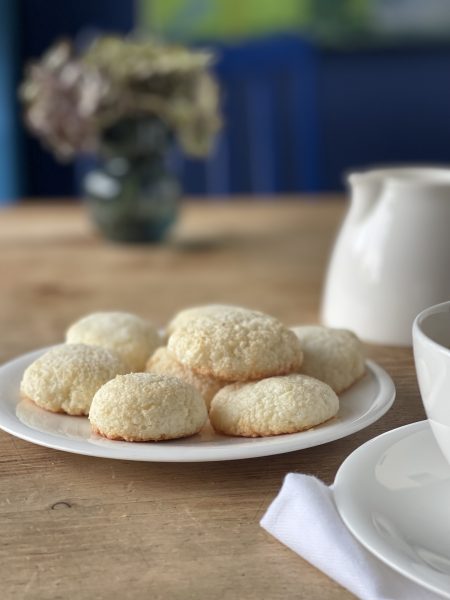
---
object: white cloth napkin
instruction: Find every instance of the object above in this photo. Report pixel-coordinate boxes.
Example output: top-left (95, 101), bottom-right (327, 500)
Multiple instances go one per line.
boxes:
top-left (260, 473), bottom-right (442, 600)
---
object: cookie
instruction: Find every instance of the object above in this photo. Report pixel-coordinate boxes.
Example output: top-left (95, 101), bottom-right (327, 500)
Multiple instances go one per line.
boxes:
top-left (20, 343), bottom-right (126, 415)
top-left (168, 308), bottom-right (303, 381)
top-left (291, 325), bottom-right (365, 393)
top-left (209, 374), bottom-right (339, 437)
top-left (89, 373), bottom-right (207, 442)
top-left (66, 311), bottom-right (161, 372)
top-left (145, 347), bottom-right (224, 409)
top-left (166, 304), bottom-right (247, 336)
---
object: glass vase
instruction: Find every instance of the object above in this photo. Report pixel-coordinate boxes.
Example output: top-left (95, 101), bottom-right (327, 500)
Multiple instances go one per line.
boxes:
top-left (83, 118), bottom-right (180, 243)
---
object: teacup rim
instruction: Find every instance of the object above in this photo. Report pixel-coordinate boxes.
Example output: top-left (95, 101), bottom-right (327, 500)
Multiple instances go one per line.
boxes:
top-left (413, 300), bottom-right (450, 356)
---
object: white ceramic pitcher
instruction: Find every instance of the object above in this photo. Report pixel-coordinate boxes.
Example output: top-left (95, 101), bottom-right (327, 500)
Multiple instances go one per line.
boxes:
top-left (321, 167), bottom-right (450, 346)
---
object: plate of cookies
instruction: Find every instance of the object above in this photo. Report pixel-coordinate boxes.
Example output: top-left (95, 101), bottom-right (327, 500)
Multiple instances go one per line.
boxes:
top-left (0, 305), bottom-right (395, 461)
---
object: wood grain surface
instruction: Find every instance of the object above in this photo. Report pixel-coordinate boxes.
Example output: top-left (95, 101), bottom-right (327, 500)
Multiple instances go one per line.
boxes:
top-left (0, 199), bottom-right (424, 600)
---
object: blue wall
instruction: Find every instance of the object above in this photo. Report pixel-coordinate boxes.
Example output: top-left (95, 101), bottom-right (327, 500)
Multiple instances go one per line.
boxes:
top-left (0, 0), bottom-right (22, 203)
top-left (18, 0), bottom-right (135, 198)
top-left (4, 12), bottom-right (450, 198)
top-left (318, 44), bottom-right (450, 190)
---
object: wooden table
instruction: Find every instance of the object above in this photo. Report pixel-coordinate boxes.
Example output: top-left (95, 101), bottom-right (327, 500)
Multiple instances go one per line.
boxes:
top-left (0, 199), bottom-right (424, 600)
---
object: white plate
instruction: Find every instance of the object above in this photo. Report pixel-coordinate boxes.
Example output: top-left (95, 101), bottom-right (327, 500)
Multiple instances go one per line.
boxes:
top-left (334, 420), bottom-right (450, 599)
top-left (0, 347), bottom-right (395, 462)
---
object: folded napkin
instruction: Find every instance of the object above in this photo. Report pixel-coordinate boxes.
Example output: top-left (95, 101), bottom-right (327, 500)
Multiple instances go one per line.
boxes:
top-left (261, 474), bottom-right (441, 600)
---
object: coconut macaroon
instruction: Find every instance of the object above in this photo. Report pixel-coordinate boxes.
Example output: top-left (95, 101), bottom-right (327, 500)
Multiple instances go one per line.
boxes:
top-left (66, 311), bottom-right (161, 372)
top-left (89, 373), bottom-right (207, 442)
top-left (291, 325), bottom-right (365, 393)
top-left (209, 374), bottom-right (339, 437)
top-left (20, 344), bottom-right (126, 415)
top-left (168, 308), bottom-right (303, 382)
top-left (145, 347), bottom-right (224, 409)
top-left (166, 304), bottom-right (248, 336)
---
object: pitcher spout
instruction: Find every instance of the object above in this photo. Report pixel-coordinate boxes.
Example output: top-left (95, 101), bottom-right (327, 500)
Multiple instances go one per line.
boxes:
top-left (346, 172), bottom-right (383, 223)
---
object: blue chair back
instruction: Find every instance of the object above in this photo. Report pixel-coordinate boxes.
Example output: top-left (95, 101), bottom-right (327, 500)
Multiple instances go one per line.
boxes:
top-left (178, 35), bottom-right (320, 196)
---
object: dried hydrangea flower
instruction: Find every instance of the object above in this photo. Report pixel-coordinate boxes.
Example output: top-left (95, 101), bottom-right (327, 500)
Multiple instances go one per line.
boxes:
top-left (20, 36), bottom-right (222, 160)
top-left (20, 41), bottom-right (112, 159)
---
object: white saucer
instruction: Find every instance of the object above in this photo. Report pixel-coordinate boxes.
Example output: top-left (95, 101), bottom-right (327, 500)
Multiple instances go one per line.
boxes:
top-left (0, 347), bottom-right (395, 462)
top-left (334, 420), bottom-right (450, 598)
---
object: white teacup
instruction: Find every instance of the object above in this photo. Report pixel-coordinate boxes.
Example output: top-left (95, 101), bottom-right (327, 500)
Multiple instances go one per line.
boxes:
top-left (413, 301), bottom-right (450, 465)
